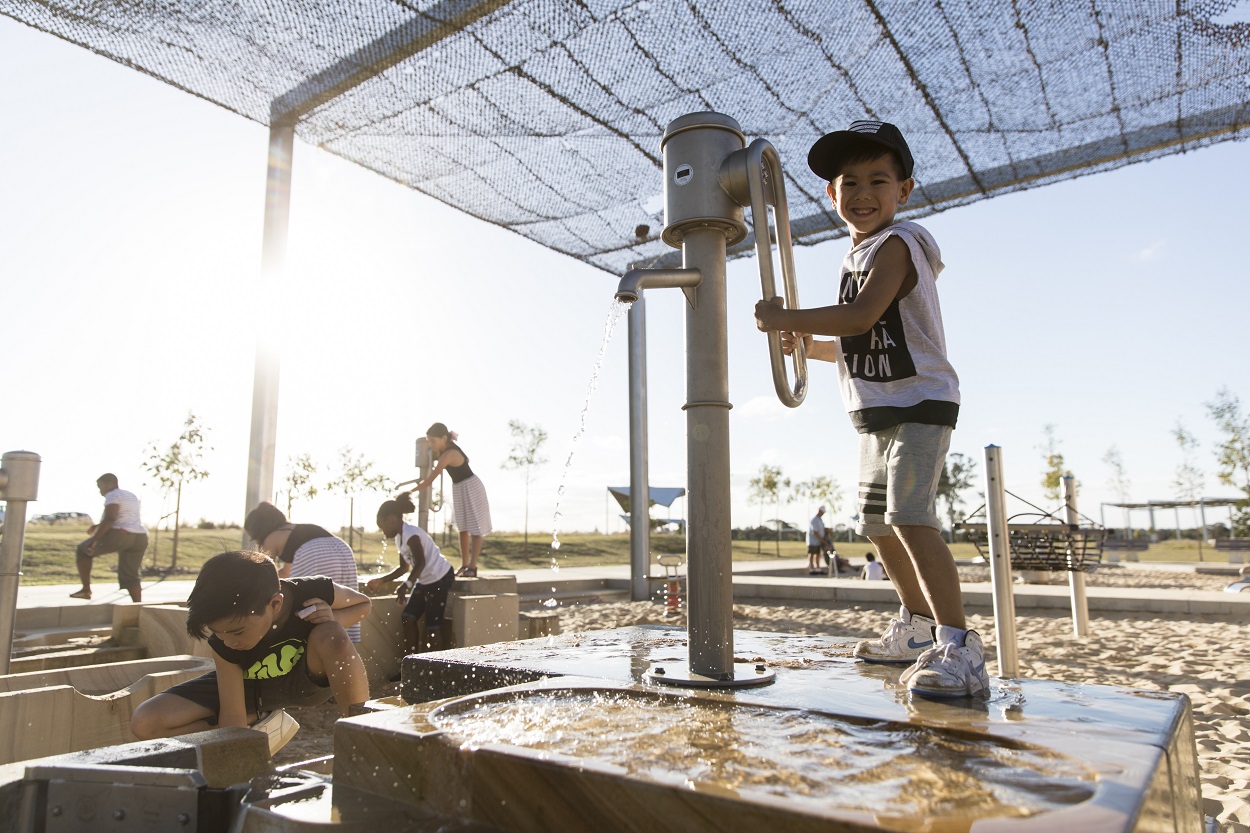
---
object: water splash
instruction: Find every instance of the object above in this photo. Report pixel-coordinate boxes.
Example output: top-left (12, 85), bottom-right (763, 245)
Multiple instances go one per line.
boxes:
top-left (550, 298), bottom-right (632, 554)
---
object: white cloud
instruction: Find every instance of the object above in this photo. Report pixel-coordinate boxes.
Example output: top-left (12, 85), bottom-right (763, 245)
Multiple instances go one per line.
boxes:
top-left (1136, 240), bottom-right (1165, 262)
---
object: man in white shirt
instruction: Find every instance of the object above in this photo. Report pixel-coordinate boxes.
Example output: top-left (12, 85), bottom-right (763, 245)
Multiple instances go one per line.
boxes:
top-left (807, 506), bottom-right (830, 575)
top-left (72, 473), bottom-right (148, 601)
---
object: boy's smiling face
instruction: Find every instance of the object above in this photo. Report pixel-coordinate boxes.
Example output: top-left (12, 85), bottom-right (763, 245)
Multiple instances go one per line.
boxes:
top-left (828, 154), bottom-right (914, 244)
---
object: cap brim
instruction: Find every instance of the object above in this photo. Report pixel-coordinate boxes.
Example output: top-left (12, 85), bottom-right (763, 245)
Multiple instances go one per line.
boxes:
top-left (808, 132), bottom-right (906, 180)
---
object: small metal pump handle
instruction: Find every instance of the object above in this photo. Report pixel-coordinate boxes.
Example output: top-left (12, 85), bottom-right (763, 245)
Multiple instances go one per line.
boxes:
top-left (722, 139), bottom-right (808, 408)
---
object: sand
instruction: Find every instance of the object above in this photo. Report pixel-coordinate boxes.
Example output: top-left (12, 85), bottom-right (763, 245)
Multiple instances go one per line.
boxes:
top-left (277, 564), bottom-right (1250, 832)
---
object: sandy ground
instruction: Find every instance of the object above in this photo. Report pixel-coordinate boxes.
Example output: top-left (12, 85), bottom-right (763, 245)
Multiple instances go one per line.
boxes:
top-left (277, 565), bottom-right (1249, 832)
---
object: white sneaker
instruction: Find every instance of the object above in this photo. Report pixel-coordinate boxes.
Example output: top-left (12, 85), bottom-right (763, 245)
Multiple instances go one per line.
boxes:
top-left (251, 708), bottom-right (300, 756)
top-left (853, 606), bottom-right (936, 664)
top-left (904, 628), bottom-right (990, 698)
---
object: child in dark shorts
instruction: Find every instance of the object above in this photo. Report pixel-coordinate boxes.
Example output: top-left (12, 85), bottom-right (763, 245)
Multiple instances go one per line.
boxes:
top-left (368, 493), bottom-right (456, 654)
top-left (130, 550), bottom-right (372, 740)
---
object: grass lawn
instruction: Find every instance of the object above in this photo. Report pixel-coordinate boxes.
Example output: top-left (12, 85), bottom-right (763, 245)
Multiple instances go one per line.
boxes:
top-left (9, 524), bottom-right (1233, 586)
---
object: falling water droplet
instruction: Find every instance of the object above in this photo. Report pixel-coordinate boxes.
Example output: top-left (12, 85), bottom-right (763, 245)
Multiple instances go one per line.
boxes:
top-left (542, 598), bottom-right (558, 608)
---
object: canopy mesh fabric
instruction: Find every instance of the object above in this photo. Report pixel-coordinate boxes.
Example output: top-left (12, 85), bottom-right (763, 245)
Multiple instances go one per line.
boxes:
top-left (5, 0), bottom-right (1249, 273)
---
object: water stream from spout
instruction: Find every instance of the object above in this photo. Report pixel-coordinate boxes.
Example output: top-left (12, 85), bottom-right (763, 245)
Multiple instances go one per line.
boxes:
top-left (549, 298), bottom-right (633, 566)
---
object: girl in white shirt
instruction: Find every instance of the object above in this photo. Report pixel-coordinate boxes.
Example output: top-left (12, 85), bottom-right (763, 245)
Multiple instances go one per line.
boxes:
top-left (370, 493), bottom-right (454, 654)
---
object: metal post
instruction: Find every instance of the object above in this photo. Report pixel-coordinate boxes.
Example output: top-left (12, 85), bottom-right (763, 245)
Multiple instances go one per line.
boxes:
top-left (415, 438), bottom-right (433, 531)
top-left (244, 123), bottom-right (295, 543)
top-left (0, 451), bottom-right (41, 676)
top-left (627, 295), bottom-right (652, 602)
top-left (1063, 475), bottom-right (1089, 638)
top-left (682, 228), bottom-right (734, 680)
top-left (984, 446), bottom-right (1018, 677)
top-left (1199, 499), bottom-right (1208, 561)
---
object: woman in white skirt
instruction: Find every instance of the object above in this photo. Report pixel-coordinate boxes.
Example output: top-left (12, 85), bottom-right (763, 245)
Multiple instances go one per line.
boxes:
top-left (412, 422), bottom-right (492, 577)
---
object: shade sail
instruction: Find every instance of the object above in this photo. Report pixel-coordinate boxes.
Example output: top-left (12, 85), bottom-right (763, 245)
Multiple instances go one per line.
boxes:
top-left (607, 486), bottom-right (686, 513)
top-left (3, 0), bottom-right (1248, 273)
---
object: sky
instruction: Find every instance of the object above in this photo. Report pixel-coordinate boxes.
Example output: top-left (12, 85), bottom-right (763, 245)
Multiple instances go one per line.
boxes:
top-left (2, 15), bottom-right (1248, 547)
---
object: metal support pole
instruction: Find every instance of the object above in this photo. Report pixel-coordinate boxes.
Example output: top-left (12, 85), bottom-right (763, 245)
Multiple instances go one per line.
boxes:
top-left (0, 451), bottom-right (41, 676)
top-left (627, 295), bottom-right (652, 602)
top-left (1063, 475), bottom-right (1089, 638)
top-left (415, 438), bottom-right (433, 531)
top-left (984, 445), bottom-right (1018, 677)
top-left (682, 228), bottom-right (733, 680)
top-left (244, 123), bottom-right (295, 544)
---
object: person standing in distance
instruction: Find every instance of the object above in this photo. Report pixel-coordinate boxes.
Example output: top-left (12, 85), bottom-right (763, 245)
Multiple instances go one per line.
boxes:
top-left (807, 505), bottom-right (829, 575)
top-left (755, 119), bottom-right (984, 698)
top-left (71, 473), bottom-right (148, 602)
top-left (410, 422), bottom-right (492, 578)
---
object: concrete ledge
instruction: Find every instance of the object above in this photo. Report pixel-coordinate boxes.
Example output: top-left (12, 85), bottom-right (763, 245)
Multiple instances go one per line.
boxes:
top-left (0, 655), bottom-right (213, 765)
top-left (730, 577), bottom-right (1250, 617)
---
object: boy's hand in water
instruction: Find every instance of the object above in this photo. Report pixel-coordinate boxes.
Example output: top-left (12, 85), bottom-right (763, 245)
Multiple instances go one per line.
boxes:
top-left (754, 296), bottom-right (786, 331)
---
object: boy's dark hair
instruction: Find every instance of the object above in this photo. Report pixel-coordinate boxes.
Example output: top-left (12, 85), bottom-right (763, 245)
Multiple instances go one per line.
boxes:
top-left (97, 473), bottom-right (118, 488)
top-left (244, 501), bottom-right (287, 544)
top-left (186, 551), bottom-right (280, 639)
top-left (377, 492), bottom-right (416, 524)
top-left (865, 552), bottom-right (877, 562)
top-left (832, 145), bottom-right (908, 181)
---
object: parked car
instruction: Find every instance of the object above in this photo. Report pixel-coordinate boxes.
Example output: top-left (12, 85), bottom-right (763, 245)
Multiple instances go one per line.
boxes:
top-left (31, 511), bottom-right (93, 525)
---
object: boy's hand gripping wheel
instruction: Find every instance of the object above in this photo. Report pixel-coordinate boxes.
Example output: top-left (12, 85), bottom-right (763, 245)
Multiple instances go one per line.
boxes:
top-left (721, 138), bottom-right (808, 408)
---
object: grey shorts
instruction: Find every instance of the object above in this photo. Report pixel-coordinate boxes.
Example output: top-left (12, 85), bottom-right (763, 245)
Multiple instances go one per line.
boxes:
top-left (77, 530), bottom-right (148, 588)
top-left (855, 423), bottom-right (951, 537)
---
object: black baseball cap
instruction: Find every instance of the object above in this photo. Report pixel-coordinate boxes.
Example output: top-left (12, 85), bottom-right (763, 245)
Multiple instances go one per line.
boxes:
top-left (808, 120), bottom-right (914, 181)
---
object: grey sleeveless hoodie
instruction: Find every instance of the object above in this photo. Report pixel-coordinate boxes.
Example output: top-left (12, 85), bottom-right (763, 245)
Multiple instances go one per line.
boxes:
top-left (835, 220), bottom-right (960, 433)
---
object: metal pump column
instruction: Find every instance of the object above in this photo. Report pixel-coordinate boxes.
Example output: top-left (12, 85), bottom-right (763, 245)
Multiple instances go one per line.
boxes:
top-left (0, 451), bottom-right (41, 676)
top-left (663, 114), bottom-right (747, 681)
top-left (620, 112), bottom-right (805, 687)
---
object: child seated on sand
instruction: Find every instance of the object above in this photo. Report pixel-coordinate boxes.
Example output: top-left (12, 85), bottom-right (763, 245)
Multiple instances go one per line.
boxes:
top-left (130, 550), bottom-right (371, 740)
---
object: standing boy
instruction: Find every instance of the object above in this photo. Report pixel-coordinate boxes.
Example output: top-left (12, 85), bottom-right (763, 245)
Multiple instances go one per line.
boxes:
top-left (71, 473), bottom-right (148, 602)
top-left (754, 120), bottom-right (986, 697)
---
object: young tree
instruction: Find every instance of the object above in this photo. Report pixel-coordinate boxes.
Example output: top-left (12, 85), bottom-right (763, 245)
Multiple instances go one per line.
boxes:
top-left (141, 412), bottom-right (211, 570)
top-left (283, 453), bottom-right (319, 515)
top-left (1103, 445), bottom-right (1132, 531)
top-left (1038, 424), bottom-right (1070, 503)
top-left (748, 463), bottom-right (789, 557)
top-left (1171, 421), bottom-right (1204, 547)
top-left (500, 420), bottom-right (548, 559)
top-left (936, 452), bottom-right (977, 541)
top-left (1206, 388), bottom-right (1250, 535)
top-left (795, 475), bottom-right (842, 517)
top-left (1173, 422), bottom-right (1205, 502)
top-left (326, 447), bottom-right (392, 551)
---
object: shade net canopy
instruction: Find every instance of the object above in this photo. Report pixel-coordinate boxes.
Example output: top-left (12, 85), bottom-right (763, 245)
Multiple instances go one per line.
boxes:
top-left (4, 0), bottom-right (1248, 274)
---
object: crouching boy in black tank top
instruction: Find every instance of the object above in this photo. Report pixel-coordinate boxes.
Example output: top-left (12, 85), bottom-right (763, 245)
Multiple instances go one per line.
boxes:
top-left (130, 550), bottom-right (372, 740)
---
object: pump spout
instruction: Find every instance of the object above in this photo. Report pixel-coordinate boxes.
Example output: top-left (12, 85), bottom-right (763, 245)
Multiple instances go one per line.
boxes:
top-left (615, 267), bottom-right (702, 306)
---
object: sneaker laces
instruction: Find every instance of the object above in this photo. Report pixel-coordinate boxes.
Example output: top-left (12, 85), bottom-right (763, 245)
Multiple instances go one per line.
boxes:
top-left (873, 617), bottom-right (907, 646)
top-left (912, 641), bottom-right (956, 669)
